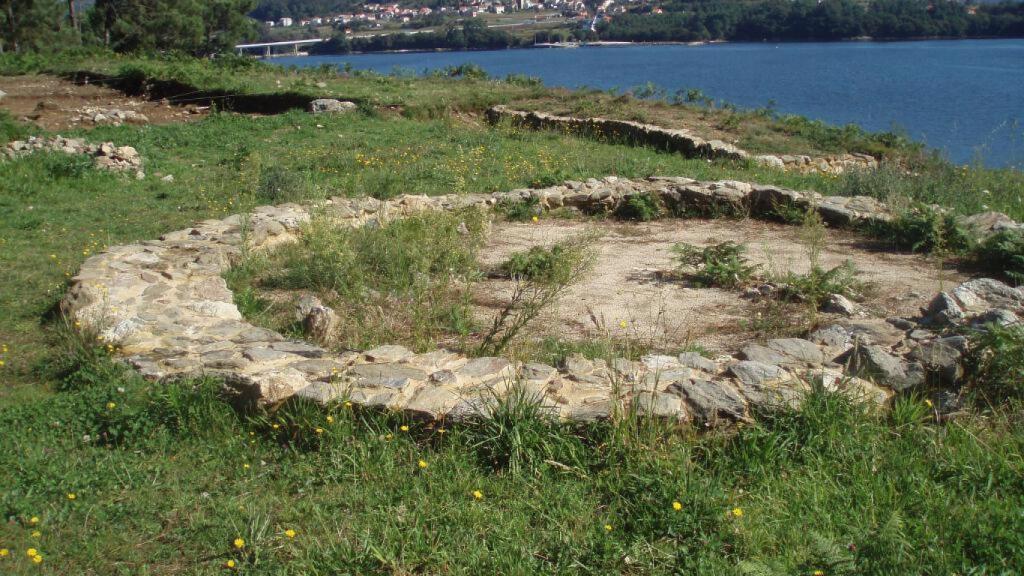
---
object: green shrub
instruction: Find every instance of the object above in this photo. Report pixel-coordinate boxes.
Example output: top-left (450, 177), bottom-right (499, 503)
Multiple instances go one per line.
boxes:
top-left (672, 241), bottom-right (759, 289)
top-left (495, 196), bottom-right (541, 222)
top-left (501, 244), bottom-right (580, 283)
top-left (975, 229), bottom-right (1024, 283)
top-left (779, 261), bottom-right (866, 308)
top-left (877, 207), bottom-right (973, 253)
top-left (967, 323), bottom-right (1024, 404)
top-left (479, 238), bottom-right (594, 355)
top-left (615, 193), bottom-right (663, 221)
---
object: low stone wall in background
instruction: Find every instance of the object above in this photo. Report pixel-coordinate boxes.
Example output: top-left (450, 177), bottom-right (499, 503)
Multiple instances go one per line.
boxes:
top-left (485, 106), bottom-right (879, 175)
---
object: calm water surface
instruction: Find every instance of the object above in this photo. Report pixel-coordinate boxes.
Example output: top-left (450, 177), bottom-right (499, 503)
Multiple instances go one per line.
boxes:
top-left (275, 40), bottom-right (1024, 168)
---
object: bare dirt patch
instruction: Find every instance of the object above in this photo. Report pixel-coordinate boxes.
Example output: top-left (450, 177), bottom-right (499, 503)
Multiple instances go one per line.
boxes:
top-left (476, 218), bottom-right (969, 354)
top-left (0, 74), bottom-right (207, 131)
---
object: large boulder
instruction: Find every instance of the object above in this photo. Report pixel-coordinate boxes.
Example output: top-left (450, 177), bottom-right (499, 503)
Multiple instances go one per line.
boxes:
top-left (844, 345), bottom-right (924, 392)
top-left (957, 211), bottom-right (1023, 240)
top-left (309, 99), bottom-right (357, 114)
top-left (923, 278), bottom-right (1024, 326)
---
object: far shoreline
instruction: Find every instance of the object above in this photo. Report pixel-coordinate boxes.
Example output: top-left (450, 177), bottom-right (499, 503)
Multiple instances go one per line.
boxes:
top-left (266, 35), bottom-right (1023, 58)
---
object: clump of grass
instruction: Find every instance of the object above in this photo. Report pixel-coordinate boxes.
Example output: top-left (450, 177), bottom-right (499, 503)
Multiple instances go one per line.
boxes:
top-left (672, 241), bottom-right (759, 289)
top-left (257, 209), bottom-right (486, 350)
top-left (614, 193), bottom-right (663, 222)
top-left (255, 165), bottom-right (311, 204)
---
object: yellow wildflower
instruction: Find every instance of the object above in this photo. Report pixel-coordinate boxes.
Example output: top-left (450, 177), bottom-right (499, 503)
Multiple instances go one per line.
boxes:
top-left (0, 548), bottom-right (8, 557)
top-left (344, 401), bottom-right (352, 408)
top-left (243, 463), bottom-right (250, 469)
top-left (925, 399), bottom-right (933, 407)
top-left (284, 529), bottom-right (296, 538)
top-left (67, 493), bottom-right (76, 501)
top-left (32, 554), bottom-right (42, 564)
top-left (315, 427), bottom-right (324, 434)
top-left (672, 501), bottom-right (683, 511)
top-left (31, 530), bottom-right (40, 538)
top-left (26, 548), bottom-right (37, 557)
top-left (106, 402), bottom-right (116, 410)
top-left (531, 215), bottom-right (539, 223)
top-left (326, 416), bottom-right (334, 424)
top-left (400, 425), bottom-right (409, 432)
top-left (233, 537), bottom-right (245, 549)
top-left (619, 320), bottom-right (627, 328)
top-left (472, 490), bottom-right (483, 500)
top-left (603, 524), bottom-right (612, 532)
top-left (226, 559), bottom-right (236, 569)
top-left (732, 507), bottom-right (743, 518)
top-left (29, 516), bottom-right (39, 525)
top-left (418, 459), bottom-right (428, 469)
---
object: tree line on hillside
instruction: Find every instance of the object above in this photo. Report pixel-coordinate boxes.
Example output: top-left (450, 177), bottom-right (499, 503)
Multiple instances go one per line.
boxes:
top-left (251, 0), bottom-right (457, 21)
top-left (597, 0), bottom-right (1024, 42)
top-left (310, 19), bottom-right (522, 53)
top-left (1, 0), bottom-right (258, 55)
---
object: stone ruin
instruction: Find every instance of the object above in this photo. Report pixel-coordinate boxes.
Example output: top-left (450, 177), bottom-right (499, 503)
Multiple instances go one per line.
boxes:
top-left (3, 135), bottom-right (143, 173)
top-left (60, 176), bottom-right (1023, 426)
top-left (486, 106), bottom-right (879, 176)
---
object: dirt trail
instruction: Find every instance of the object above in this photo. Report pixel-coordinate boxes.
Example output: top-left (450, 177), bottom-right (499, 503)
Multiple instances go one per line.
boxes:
top-left (0, 74), bottom-right (207, 131)
top-left (476, 218), bottom-right (968, 354)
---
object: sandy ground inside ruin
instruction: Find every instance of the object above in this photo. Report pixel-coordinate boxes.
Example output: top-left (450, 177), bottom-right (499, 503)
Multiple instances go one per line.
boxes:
top-left (0, 75), bottom-right (208, 131)
top-left (475, 218), bottom-right (970, 354)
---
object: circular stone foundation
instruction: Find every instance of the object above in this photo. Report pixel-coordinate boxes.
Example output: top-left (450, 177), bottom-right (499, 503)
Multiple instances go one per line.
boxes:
top-left (477, 218), bottom-right (967, 353)
top-left (60, 176), bottom-right (1024, 427)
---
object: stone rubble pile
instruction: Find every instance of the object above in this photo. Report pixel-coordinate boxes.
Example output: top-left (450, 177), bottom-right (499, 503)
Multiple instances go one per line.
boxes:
top-left (70, 106), bottom-right (150, 126)
top-left (486, 106), bottom-right (879, 175)
top-left (61, 176), bottom-right (1022, 426)
top-left (3, 135), bottom-right (143, 172)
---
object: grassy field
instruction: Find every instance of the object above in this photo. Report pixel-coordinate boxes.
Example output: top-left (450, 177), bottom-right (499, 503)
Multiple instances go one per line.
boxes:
top-left (1, 56), bottom-right (1023, 574)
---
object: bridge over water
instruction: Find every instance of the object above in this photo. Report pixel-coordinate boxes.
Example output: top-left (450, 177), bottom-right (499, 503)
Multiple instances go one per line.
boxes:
top-left (235, 38), bottom-right (325, 57)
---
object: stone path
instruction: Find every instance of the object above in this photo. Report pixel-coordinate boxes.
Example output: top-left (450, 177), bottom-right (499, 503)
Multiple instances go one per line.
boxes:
top-left (61, 176), bottom-right (1024, 425)
top-left (486, 106), bottom-right (879, 175)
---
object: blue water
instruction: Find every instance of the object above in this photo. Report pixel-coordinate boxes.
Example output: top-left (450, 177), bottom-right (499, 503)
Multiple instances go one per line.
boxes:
top-left (275, 40), bottom-right (1024, 168)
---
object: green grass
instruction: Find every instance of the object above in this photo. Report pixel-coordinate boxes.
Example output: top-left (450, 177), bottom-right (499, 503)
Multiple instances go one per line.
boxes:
top-left (1, 59), bottom-right (1023, 574)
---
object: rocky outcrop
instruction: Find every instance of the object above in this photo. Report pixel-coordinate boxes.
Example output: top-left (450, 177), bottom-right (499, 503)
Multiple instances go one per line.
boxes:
top-left (486, 106), bottom-right (879, 175)
top-left (309, 99), bottom-right (357, 114)
top-left (4, 135), bottom-right (143, 173)
top-left (60, 175), bottom-right (1021, 427)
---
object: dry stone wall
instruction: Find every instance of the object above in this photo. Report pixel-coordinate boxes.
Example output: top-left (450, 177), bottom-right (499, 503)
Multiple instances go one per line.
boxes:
top-left (486, 106), bottom-right (879, 175)
top-left (61, 176), bottom-right (1023, 426)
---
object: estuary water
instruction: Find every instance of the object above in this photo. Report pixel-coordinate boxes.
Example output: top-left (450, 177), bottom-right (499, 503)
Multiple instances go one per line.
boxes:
top-left (274, 40), bottom-right (1024, 168)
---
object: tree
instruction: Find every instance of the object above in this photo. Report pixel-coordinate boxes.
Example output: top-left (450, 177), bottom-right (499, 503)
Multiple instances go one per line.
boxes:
top-left (0, 0), bottom-right (67, 53)
top-left (88, 0), bottom-right (257, 55)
